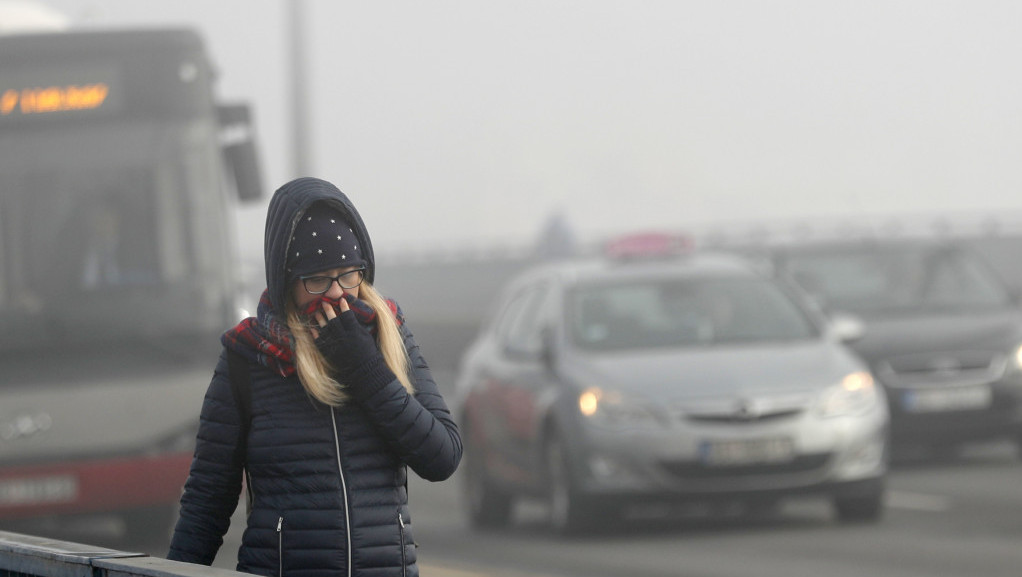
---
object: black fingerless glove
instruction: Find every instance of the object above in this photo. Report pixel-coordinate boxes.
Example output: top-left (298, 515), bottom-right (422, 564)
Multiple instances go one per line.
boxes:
top-left (314, 311), bottom-right (396, 400)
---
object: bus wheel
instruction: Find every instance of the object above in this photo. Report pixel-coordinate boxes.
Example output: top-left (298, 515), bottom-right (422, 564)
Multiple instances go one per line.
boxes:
top-left (121, 503), bottom-right (177, 544)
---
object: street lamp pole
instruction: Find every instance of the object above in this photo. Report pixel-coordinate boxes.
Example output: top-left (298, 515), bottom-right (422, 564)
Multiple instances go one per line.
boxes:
top-left (288, 0), bottom-right (310, 177)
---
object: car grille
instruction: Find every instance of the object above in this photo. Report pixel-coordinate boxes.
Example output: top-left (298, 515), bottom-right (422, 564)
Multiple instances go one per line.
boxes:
top-left (671, 394), bottom-right (811, 424)
top-left (660, 453), bottom-right (831, 479)
top-left (876, 349), bottom-right (1006, 388)
top-left (683, 409), bottom-right (802, 424)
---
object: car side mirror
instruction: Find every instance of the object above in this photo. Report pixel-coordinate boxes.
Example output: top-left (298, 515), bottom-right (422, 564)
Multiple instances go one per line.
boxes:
top-left (828, 313), bottom-right (866, 343)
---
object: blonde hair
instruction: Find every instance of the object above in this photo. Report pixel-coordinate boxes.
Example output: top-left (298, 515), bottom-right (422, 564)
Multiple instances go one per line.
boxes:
top-left (285, 282), bottom-right (412, 406)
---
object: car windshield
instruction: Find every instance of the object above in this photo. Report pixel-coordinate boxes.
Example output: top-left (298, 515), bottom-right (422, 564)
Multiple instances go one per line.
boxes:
top-left (779, 245), bottom-right (1013, 315)
top-left (567, 276), bottom-right (818, 352)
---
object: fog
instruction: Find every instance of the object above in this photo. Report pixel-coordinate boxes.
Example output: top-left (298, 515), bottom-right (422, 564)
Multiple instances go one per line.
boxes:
top-left (33, 0), bottom-right (1022, 254)
top-left (5, 3), bottom-right (1022, 575)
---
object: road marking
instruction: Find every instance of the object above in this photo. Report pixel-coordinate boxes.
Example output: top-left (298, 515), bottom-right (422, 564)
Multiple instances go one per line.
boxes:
top-left (419, 566), bottom-right (487, 577)
top-left (885, 490), bottom-right (951, 512)
top-left (421, 562), bottom-right (561, 577)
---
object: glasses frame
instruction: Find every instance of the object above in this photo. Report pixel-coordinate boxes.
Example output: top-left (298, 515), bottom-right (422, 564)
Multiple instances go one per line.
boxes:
top-left (299, 267), bottom-right (367, 294)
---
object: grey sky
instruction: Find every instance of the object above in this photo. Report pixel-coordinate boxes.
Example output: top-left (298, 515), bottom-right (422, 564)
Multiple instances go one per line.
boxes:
top-left (30, 1), bottom-right (1022, 252)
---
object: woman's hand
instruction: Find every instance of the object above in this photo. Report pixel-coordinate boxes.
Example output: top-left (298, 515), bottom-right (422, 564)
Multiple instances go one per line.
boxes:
top-left (312, 297), bottom-right (395, 396)
top-left (309, 295), bottom-right (350, 340)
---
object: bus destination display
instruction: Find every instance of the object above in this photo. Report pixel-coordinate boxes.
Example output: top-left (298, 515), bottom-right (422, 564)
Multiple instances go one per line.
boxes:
top-left (0, 67), bottom-right (120, 122)
top-left (2, 83), bottom-right (109, 116)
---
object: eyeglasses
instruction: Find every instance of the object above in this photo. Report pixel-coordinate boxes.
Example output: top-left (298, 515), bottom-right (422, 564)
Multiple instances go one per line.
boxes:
top-left (299, 267), bottom-right (366, 294)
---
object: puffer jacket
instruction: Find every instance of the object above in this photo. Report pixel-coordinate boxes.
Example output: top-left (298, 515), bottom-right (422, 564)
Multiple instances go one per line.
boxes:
top-left (168, 178), bottom-right (462, 576)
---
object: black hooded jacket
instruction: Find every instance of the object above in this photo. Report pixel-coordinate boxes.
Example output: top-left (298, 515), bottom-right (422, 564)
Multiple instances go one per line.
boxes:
top-left (168, 177), bottom-right (462, 576)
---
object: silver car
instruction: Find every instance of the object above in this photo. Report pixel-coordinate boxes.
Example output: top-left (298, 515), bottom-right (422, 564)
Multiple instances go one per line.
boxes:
top-left (455, 250), bottom-right (888, 533)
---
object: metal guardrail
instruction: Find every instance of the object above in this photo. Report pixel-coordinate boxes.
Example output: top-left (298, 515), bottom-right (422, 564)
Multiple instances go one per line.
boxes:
top-left (0, 531), bottom-right (247, 577)
top-left (376, 210), bottom-right (1022, 263)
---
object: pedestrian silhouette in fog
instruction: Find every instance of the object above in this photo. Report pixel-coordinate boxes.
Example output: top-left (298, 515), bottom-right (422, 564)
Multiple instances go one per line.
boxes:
top-left (168, 177), bottom-right (462, 576)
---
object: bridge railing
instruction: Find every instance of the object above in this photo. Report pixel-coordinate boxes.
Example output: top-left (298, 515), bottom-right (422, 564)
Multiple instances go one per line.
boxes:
top-left (0, 531), bottom-right (246, 577)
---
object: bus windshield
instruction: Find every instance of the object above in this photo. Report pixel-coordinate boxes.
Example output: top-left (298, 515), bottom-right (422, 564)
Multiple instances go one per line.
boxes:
top-left (0, 29), bottom-right (241, 353)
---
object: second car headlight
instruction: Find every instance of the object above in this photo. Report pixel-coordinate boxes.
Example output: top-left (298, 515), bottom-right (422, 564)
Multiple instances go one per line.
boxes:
top-left (816, 371), bottom-right (881, 418)
top-left (578, 387), bottom-right (667, 429)
top-left (1011, 343), bottom-right (1022, 370)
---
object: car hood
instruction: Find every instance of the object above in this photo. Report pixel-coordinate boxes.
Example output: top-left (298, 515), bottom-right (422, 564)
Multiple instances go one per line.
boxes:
top-left (0, 349), bottom-right (212, 466)
top-left (562, 339), bottom-right (863, 402)
top-left (847, 309), bottom-right (1022, 363)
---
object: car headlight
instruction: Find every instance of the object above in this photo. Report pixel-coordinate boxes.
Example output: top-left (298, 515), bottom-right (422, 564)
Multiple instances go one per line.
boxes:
top-left (1012, 343), bottom-right (1022, 370)
top-left (578, 387), bottom-right (666, 428)
top-left (816, 372), bottom-right (880, 418)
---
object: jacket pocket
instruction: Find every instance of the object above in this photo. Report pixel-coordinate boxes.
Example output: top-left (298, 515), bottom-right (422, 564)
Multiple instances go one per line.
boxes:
top-left (276, 516), bottom-right (284, 577)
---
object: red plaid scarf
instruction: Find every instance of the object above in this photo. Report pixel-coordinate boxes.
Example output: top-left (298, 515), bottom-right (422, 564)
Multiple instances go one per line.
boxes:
top-left (222, 289), bottom-right (402, 377)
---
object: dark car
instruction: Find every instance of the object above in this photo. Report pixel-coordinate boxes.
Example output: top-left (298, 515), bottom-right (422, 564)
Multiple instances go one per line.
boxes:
top-left (771, 239), bottom-right (1022, 458)
top-left (455, 249), bottom-right (888, 534)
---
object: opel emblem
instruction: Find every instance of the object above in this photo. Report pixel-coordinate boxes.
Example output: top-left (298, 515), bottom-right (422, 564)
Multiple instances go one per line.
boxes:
top-left (733, 399), bottom-right (759, 421)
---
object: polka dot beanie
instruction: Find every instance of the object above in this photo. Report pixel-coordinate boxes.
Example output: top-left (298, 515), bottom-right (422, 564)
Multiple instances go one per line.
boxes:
top-left (286, 202), bottom-right (365, 281)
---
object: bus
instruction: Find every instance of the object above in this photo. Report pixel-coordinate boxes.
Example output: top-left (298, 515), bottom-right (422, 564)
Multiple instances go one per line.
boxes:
top-left (0, 27), bottom-right (263, 541)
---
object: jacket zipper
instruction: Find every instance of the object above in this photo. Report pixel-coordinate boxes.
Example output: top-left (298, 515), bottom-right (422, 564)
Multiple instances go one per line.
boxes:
top-left (398, 511), bottom-right (407, 577)
top-left (276, 516), bottom-right (284, 577)
top-left (330, 409), bottom-right (353, 577)
top-left (244, 470), bottom-right (255, 517)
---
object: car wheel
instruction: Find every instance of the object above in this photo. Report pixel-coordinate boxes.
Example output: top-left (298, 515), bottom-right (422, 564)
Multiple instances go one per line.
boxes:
top-left (546, 434), bottom-right (596, 535)
top-left (463, 439), bottom-right (513, 528)
top-left (833, 490), bottom-right (884, 524)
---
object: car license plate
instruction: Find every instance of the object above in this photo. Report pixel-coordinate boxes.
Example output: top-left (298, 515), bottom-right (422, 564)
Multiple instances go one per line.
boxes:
top-left (699, 437), bottom-right (795, 467)
top-left (0, 475), bottom-right (78, 506)
top-left (901, 385), bottom-right (993, 413)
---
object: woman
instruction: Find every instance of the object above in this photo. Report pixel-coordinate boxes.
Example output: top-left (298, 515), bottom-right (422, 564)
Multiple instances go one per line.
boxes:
top-left (168, 177), bottom-right (462, 577)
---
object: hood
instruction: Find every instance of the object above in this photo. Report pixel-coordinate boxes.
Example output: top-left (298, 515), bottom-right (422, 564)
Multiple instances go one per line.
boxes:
top-left (562, 339), bottom-right (864, 402)
top-left (264, 177), bottom-right (375, 315)
top-left (848, 310), bottom-right (1022, 363)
